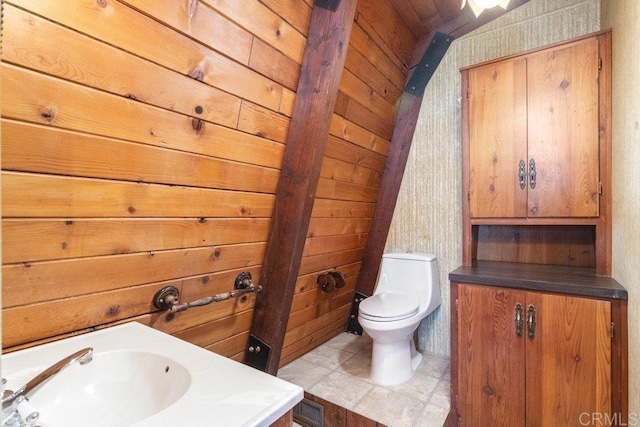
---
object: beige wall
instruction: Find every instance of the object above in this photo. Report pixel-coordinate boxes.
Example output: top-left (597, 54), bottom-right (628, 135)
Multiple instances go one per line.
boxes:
top-left (386, 0), bottom-right (602, 356)
top-left (602, 0), bottom-right (640, 415)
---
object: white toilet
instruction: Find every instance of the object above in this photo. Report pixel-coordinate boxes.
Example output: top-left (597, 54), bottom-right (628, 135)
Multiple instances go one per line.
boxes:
top-left (357, 252), bottom-right (441, 386)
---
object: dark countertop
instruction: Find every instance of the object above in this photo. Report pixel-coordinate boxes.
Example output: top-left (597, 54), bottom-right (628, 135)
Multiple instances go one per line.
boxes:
top-left (449, 261), bottom-right (628, 300)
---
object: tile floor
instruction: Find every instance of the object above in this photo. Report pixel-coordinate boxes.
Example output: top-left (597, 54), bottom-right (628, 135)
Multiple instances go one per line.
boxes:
top-left (278, 332), bottom-right (451, 427)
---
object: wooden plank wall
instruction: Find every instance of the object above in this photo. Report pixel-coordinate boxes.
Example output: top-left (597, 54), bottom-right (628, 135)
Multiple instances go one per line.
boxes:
top-left (1, 0), bottom-right (308, 359)
top-left (1, 0), bottom-right (416, 366)
top-left (279, 0), bottom-right (416, 366)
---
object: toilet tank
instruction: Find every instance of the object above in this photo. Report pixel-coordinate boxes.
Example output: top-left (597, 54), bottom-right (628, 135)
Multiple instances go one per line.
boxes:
top-left (375, 253), bottom-right (441, 313)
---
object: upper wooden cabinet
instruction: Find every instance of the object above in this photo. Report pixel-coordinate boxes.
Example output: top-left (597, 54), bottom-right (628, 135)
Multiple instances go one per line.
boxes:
top-left (461, 31), bottom-right (612, 274)
top-left (465, 36), bottom-right (601, 218)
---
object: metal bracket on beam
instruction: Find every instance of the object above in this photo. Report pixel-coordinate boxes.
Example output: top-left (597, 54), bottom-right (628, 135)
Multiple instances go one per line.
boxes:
top-left (244, 335), bottom-right (271, 372)
top-left (314, 0), bottom-right (341, 11)
top-left (346, 292), bottom-right (368, 335)
top-left (405, 32), bottom-right (454, 97)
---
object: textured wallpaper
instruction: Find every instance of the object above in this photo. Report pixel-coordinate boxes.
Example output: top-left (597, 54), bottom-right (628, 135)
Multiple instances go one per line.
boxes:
top-left (385, 0), bottom-right (602, 357)
top-left (602, 0), bottom-right (640, 414)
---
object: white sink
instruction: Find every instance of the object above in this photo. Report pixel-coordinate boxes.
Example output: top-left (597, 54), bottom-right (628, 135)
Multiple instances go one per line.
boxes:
top-left (2, 323), bottom-right (303, 426)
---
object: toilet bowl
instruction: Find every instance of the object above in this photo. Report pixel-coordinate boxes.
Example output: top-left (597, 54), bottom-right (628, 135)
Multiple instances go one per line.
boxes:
top-left (357, 253), bottom-right (441, 386)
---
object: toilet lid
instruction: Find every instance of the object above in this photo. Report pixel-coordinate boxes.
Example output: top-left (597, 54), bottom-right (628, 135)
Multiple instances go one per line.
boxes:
top-left (359, 293), bottom-right (420, 320)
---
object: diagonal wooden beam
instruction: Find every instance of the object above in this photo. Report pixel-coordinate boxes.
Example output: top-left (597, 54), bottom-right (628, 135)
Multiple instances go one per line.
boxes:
top-left (352, 0), bottom-right (530, 303)
top-left (246, 0), bottom-right (358, 375)
top-left (352, 32), bottom-right (453, 302)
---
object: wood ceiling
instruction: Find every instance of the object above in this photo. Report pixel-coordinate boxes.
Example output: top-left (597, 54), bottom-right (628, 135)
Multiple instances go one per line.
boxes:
top-left (388, 0), bottom-right (530, 44)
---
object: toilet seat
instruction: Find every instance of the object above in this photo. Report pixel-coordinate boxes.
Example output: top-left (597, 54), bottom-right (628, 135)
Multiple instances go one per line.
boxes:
top-left (359, 293), bottom-right (420, 322)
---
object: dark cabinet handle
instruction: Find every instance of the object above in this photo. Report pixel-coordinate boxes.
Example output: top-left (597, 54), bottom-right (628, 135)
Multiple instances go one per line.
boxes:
top-left (529, 158), bottom-right (537, 189)
top-left (527, 304), bottom-right (536, 340)
top-left (518, 160), bottom-right (526, 190)
top-left (515, 303), bottom-right (524, 337)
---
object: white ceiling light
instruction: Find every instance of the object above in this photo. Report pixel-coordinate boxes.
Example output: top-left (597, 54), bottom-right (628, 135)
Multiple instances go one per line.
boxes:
top-left (461, 0), bottom-right (511, 17)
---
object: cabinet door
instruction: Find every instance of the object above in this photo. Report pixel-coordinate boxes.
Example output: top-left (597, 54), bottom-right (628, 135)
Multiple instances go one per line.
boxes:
top-left (527, 38), bottom-right (600, 217)
top-left (458, 284), bottom-right (526, 425)
top-left (468, 59), bottom-right (528, 218)
top-left (525, 293), bottom-right (611, 426)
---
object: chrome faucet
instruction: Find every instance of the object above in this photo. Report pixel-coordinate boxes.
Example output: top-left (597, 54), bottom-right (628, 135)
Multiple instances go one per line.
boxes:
top-left (2, 347), bottom-right (93, 425)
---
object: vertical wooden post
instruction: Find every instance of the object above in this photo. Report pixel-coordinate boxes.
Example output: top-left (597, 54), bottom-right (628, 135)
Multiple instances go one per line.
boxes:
top-left (246, 0), bottom-right (357, 374)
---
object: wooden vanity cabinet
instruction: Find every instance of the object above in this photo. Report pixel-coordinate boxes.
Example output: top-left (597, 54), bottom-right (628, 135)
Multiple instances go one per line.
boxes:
top-left (455, 283), bottom-right (611, 426)
top-left (448, 263), bottom-right (628, 427)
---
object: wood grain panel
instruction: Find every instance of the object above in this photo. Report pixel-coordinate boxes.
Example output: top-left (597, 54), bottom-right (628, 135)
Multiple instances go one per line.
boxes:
top-left (1, 0), bottom-right (425, 371)
top-left (279, 88), bottom-right (296, 117)
top-left (356, 0), bottom-right (416, 70)
top-left (310, 199), bottom-right (375, 219)
top-left (206, 331), bottom-right (250, 358)
top-left (288, 286), bottom-right (354, 330)
top-left (1, 4), bottom-right (241, 129)
top-left (259, 0), bottom-right (312, 35)
top-left (339, 69), bottom-right (398, 122)
top-left (325, 135), bottom-right (388, 172)
top-left (344, 44), bottom-right (403, 107)
top-left (307, 218), bottom-right (372, 239)
top-left (315, 179), bottom-right (369, 202)
top-left (299, 249), bottom-right (365, 277)
top-left (3, 120), bottom-right (284, 172)
top-left (476, 225), bottom-right (596, 268)
top-left (237, 101), bottom-right (291, 143)
top-left (329, 114), bottom-right (390, 156)
top-left (120, 0), bottom-right (253, 65)
top-left (3, 242), bottom-right (266, 307)
top-left (2, 173), bottom-right (275, 219)
top-left (2, 66), bottom-right (279, 193)
top-left (335, 92), bottom-right (395, 140)
top-left (303, 234), bottom-right (368, 257)
top-left (526, 293), bottom-right (611, 425)
top-left (457, 284), bottom-right (526, 425)
top-left (3, 218), bottom-right (270, 263)
top-left (249, 37), bottom-right (301, 91)
top-left (4, 266), bottom-right (261, 349)
top-left (527, 38), bottom-right (600, 217)
top-left (280, 312), bottom-right (350, 365)
top-left (174, 310), bottom-right (254, 349)
top-left (4, 288), bottom-right (255, 350)
top-left (278, 0), bottom-right (415, 365)
top-left (468, 58), bottom-right (528, 218)
top-left (270, 409), bottom-right (293, 427)
top-left (348, 24), bottom-right (406, 90)
top-left (320, 156), bottom-right (382, 188)
top-left (200, 0), bottom-right (307, 63)
top-left (12, 0), bottom-right (284, 111)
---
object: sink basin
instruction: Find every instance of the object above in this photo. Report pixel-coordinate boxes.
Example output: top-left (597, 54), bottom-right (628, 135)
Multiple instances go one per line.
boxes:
top-left (14, 351), bottom-right (190, 426)
top-left (2, 323), bottom-right (303, 426)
